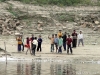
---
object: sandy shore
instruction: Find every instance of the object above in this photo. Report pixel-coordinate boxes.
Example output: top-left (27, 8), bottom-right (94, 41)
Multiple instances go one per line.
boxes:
top-left (0, 39), bottom-right (100, 61)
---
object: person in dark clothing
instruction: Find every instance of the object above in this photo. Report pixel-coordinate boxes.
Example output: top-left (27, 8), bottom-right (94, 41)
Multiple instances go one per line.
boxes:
top-left (37, 35), bottom-right (42, 52)
top-left (32, 37), bottom-right (37, 56)
top-left (66, 35), bottom-right (73, 54)
top-left (62, 32), bottom-right (67, 51)
top-left (30, 34), bottom-right (34, 50)
top-left (72, 30), bottom-right (77, 48)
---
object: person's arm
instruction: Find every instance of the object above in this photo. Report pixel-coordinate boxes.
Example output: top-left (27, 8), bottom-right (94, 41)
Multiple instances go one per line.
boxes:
top-left (48, 36), bottom-right (51, 39)
top-left (41, 39), bottom-right (43, 43)
top-left (76, 33), bottom-right (78, 38)
top-left (72, 33), bottom-right (74, 36)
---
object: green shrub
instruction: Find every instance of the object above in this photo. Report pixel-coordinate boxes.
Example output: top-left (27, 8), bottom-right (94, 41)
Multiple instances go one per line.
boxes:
top-left (0, 0), bottom-right (6, 2)
top-left (55, 13), bottom-right (75, 22)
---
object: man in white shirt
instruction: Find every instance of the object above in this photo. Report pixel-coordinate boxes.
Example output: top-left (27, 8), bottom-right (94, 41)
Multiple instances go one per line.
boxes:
top-left (78, 31), bottom-right (84, 46)
top-left (32, 37), bottom-right (38, 55)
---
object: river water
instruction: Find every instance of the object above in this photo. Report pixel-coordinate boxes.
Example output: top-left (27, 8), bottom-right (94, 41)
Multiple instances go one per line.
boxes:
top-left (0, 58), bottom-right (100, 75)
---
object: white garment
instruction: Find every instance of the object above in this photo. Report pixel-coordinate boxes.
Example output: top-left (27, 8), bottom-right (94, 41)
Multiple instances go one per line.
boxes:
top-left (32, 40), bottom-right (38, 46)
top-left (78, 33), bottom-right (83, 39)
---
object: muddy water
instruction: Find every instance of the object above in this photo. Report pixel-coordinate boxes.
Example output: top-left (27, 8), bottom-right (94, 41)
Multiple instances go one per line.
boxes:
top-left (0, 58), bottom-right (100, 75)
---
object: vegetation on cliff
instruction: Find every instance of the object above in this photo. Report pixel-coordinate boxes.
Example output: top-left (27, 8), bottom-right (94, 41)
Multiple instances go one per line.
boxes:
top-left (0, 0), bottom-right (100, 6)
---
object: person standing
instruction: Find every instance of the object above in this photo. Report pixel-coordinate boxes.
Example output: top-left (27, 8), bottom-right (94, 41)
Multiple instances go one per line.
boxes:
top-left (78, 31), bottom-right (84, 46)
top-left (16, 35), bottom-right (22, 52)
top-left (48, 34), bottom-right (55, 52)
top-left (21, 33), bottom-right (24, 51)
top-left (54, 34), bottom-right (59, 53)
top-left (66, 35), bottom-right (73, 54)
top-left (57, 30), bottom-right (63, 38)
top-left (32, 37), bottom-right (38, 56)
top-left (72, 30), bottom-right (77, 48)
top-left (58, 36), bottom-right (63, 53)
top-left (25, 37), bottom-right (31, 55)
top-left (30, 34), bottom-right (34, 51)
top-left (62, 32), bottom-right (67, 51)
top-left (37, 35), bottom-right (42, 52)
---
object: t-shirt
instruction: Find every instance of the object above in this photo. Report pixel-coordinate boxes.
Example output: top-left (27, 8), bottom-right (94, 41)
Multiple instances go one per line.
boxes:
top-left (54, 38), bottom-right (59, 44)
top-left (32, 40), bottom-right (38, 46)
top-left (66, 38), bottom-right (72, 45)
top-left (72, 33), bottom-right (77, 39)
top-left (62, 34), bottom-right (67, 43)
top-left (78, 34), bottom-right (83, 39)
top-left (16, 37), bottom-right (22, 44)
top-left (58, 32), bottom-right (62, 38)
top-left (58, 38), bottom-right (63, 47)
top-left (38, 38), bottom-right (42, 44)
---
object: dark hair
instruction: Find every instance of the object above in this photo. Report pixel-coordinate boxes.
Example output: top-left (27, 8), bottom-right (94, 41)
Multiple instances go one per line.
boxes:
top-left (52, 34), bottom-right (54, 36)
top-left (55, 34), bottom-right (57, 36)
top-left (68, 35), bottom-right (70, 37)
top-left (26, 37), bottom-right (29, 39)
top-left (34, 37), bottom-right (37, 39)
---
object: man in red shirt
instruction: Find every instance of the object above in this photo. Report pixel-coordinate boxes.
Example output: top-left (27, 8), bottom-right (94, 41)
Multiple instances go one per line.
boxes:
top-left (66, 35), bottom-right (73, 54)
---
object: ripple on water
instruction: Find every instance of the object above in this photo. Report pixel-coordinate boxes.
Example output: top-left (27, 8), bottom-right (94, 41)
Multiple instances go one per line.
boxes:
top-left (0, 58), bottom-right (100, 75)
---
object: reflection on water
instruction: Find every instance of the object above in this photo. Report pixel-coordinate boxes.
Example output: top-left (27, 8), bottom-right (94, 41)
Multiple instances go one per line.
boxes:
top-left (17, 58), bottom-right (42, 75)
top-left (50, 63), bottom-right (76, 75)
top-left (1, 59), bottom-right (100, 75)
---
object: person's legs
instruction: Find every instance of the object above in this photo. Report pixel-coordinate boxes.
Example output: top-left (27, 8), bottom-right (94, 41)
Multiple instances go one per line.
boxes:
top-left (75, 39), bottom-right (77, 47)
top-left (39, 44), bottom-right (42, 52)
top-left (52, 44), bottom-right (54, 51)
top-left (37, 44), bottom-right (39, 51)
top-left (32, 44), bottom-right (36, 55)
top-left (51, 44), bottom-right (52, 52)
top-left (38, 44), bottom-right (41, 52)
top-left (51, 44), bottom-right (54, 52)
top-left (59, 46), bottom-right (62, 53)
top-left (60, 46), bottom-right (62, 53)
top-left (26, 48), bottom-right (28, 55)
top-left (78, 39), bottom-right (81, 46)
top-left (73, 39), bottom-right (77, 48)
top-left (58, 47), bottom-right (60, 53)
top-left (33, 45), bottom-right (36, 55)
top-left (67, 45), bottom-right (69, 54)
top-left (69, 44), bottom-right (72, 54)
top-left (31, 43), bottom-right (33, 50)
top-left (63, 42), bottom-right (66, 51)
top-left (72, 39), bottom-right (75, 47)
top-left (32, 44), bottom-right (34, 54)
top-left (22, 43), bottom-right (24, 51)
top-left (18, 44), bottom-right (21, 52)
top-left (81, 39), bottom-right (84, 46)
top-left (55, 43), bottom-right (58, 52)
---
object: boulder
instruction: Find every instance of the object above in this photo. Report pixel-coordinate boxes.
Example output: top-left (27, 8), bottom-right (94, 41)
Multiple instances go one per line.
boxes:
top-left (93, 27), bottom-right (98, 31)
top-left (37, 21), bottom-right (43, 24)
top-left (62, 26), bottom-right (67, 29)
top-left (95, 21), bottom-right (99, 24)
top-left (16, 26), bottom-right (22, 31)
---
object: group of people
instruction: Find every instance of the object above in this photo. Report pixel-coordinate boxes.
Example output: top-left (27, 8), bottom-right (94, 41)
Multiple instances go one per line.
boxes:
top-left (48, 30), bottom-right (84, 54)
top-left (16, 29), bottom-right (84, 55)
top-left (16, 34), bottom-right (42, 55)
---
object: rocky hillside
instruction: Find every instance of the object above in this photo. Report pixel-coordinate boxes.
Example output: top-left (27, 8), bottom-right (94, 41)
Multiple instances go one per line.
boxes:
top-left (0, 1), bottom-right (100, 44)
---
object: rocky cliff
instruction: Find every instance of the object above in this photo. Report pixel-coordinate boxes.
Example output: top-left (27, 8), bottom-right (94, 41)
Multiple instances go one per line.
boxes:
top-left (0, 1), bottom-right (100, 44)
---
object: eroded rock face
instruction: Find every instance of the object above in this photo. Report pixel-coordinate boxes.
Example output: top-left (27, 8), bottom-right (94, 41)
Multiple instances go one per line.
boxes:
top-left (76, 14), bottom-right (100, 31)
top-left (0, 15), bottom-right (23, 35)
